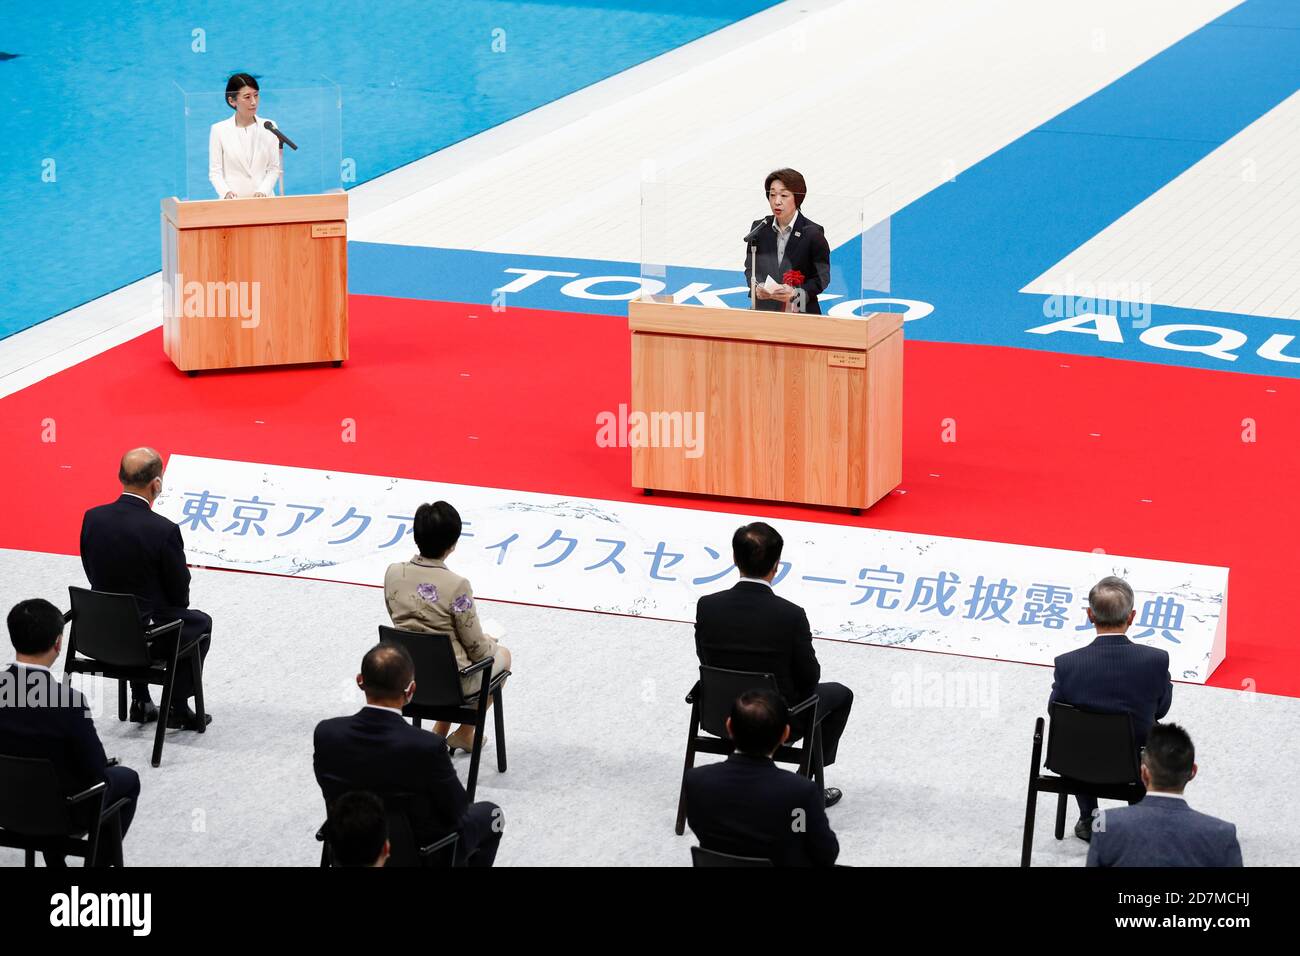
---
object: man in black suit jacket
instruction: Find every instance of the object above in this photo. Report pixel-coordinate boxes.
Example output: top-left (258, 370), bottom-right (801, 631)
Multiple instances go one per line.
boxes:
top-left (686, 688), bottom-right (839, 866)
top-left (695, 521), bottom-right (853, 807)
top-left (1049, 575), bottom-right (1172, 841)
top-left (1088, 723), bottom-right (1242, 867)
top-left (744, 168), bottom-right (832, 315)
top-left (0, 599), bottom-right (140, 866)
top-left (313, 642), bottom-right (504, 867)
top-left (79, 448), bottom-right (212, 730)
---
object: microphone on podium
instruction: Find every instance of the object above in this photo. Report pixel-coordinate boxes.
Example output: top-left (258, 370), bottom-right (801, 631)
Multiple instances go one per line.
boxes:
top-left (264, 120), bottom-right (298, 151)
top-left (743, 216), bottom-right (772, 243)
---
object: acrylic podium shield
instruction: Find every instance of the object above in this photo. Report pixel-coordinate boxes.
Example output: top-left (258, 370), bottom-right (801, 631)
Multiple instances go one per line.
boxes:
top-left (162, 81), bottom-right (347, 374)
top-left (630, 181), bottom-right (899, 512)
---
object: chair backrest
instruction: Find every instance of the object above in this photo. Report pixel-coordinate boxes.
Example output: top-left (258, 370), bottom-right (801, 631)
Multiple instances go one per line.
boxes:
top-left (0, 754), bottom-right (75, 836)
top-left (67, 587), bottom-right (152, 667)
top-left (691, 845), bottom-right (774, 868)
top-left (697, 665), bottom-right (782, 739)
top-left (1044, 702), bottom-right (1141, 785)
top-left (377, 626), bottom-right (464, 708)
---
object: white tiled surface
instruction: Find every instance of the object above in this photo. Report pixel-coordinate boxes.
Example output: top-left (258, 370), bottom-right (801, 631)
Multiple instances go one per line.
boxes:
top-left (353, 0), bottom-right (1239, 267)
top-left (1023, 90), bottom-right (1300, 320)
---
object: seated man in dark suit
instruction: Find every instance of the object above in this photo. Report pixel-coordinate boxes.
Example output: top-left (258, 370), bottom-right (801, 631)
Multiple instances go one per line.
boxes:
top-left (695, 522), bottom-right (853, 806)
top-left (313, 643), bottom-right (504, 867)
top-left (1089, 722), bottom-right (1242, 867)
top-left (326, 790), bottom-right (391, 868)
top-left (1049, 575), bottom-right (1172, 842)
top-left (686, 688), bottom-right (839, 866)
top-left (80, 447), bottom-right (213, 730)
top-left (0, 599), bottom-right (141, 866)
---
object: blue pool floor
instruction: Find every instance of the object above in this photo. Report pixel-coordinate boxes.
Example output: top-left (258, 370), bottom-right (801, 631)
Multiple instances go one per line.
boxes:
top-left (0, 1), bottom-right (774, 338)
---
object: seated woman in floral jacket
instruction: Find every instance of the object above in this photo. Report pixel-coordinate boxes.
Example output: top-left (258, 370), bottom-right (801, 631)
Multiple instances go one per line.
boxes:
top-left (384, 500), bottom-right (511, 753)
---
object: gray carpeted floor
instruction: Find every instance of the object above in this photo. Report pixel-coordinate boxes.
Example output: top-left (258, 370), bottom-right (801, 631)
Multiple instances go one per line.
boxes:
top-left (1, 547), bottom-right (1295, 867)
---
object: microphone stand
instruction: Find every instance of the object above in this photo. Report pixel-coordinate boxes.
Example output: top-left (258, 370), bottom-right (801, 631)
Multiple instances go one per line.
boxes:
top-left (744, 216), bottom-right (769, 310)
top-left (748, 236), bottom-right (759, 310)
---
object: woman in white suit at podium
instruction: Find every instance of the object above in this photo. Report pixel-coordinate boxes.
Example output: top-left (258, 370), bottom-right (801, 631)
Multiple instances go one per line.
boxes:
top-left (208, 72), bottom-right (282, 198)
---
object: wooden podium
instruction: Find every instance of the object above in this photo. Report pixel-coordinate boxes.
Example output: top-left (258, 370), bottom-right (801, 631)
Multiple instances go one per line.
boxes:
top-left (628, 300), bottom-right (902, 511)
top-left (161, 194), bottom-right (348, 373)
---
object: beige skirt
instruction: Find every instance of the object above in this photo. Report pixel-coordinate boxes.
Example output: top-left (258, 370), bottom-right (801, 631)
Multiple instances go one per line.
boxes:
top-left (460, 640), bottom-right (509, 698)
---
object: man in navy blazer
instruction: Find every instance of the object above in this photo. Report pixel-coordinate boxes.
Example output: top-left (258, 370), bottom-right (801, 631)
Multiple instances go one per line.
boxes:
top-left (1089, 722), bottom-right (1242, 867)
top-left (1049, 575), bottom-right (1172, 841)
top-left (686, 688), bottom-right (839, 866)
top-left (743, 168), bottom-right (832, 315)
top-left (0, 599), bottom-right (140, 866)
top-left (695, 522), bottom-right (853, 807)
top-left (313, 642), bottom-right (504, 867)
top-left (80, 448), bottom-right (212, 730)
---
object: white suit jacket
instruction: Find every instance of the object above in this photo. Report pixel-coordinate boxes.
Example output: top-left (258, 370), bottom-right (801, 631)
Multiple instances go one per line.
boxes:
top-left (208, 115), bottom-right (282, 198)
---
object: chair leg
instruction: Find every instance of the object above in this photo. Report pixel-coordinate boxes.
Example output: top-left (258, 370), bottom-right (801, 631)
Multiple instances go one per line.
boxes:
top-left (103, 813), bottom-right (124, 867)
top-left (191, 645), bottom-right (206, 733)
top-left (465, 691), bottom-right (491, 802)
top-left (1021, 787), bottom-right (1039, 867)
top-left (675, 706), bottom-right (700, 836)
top-left (1054, 792), bottom-right (1068, 841)
top-left (154, 632), bottom-right (184, 767)
top-left (1022, 718), bottom-right (1045, 867)
top-left (24, 848), bottom-right (35, 867)
top-left (150, 703), bottom-right (168, 769)
top-left (86, 817), bottom-right (103, 868)
top-left (118, 680), bottom-right (127, 722)
top-left (153, 681), bottom-right (177, 770)
top-left (413, 716), bottom-right (422, 730)
top-left (813, 731), bottom-right (825, 791)
top-left (492, 688), bottom-right (507, 773)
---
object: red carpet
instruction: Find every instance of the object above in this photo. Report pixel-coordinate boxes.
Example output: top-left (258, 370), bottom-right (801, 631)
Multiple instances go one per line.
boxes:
top-left (3, 294), bottom-right (1297, 696)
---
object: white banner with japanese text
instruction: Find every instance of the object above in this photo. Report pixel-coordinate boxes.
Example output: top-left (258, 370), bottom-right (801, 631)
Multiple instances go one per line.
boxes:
top-left (156, 455), bottom-right (1229, 682)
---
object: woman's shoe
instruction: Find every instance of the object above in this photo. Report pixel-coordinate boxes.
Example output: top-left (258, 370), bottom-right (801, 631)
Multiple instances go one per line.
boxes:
top-left (446, 731), bottom-right (483, 755)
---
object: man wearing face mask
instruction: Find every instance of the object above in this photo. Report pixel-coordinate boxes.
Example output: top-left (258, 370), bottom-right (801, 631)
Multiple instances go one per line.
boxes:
top-left (79, 448), bottom-right (214, 731)
top-left (313, 643), bottom-right (504, 867)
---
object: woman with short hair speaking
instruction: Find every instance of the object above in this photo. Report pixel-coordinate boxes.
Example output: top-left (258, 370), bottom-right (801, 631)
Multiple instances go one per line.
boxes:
top-left (208, 72), bottom-right (281, 199)
top-left (743, 168), bottom-right (832, 314)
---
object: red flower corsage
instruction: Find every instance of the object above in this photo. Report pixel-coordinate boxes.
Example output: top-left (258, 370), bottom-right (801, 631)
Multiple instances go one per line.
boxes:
top-left (782, 270), bottom-right (805, 287)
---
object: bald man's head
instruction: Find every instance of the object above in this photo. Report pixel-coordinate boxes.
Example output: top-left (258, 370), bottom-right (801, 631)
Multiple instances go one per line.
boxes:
top-left (118, 448), bottom-right (164, 495)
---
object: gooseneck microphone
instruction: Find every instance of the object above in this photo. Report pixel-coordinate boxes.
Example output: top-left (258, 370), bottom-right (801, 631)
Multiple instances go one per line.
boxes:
top-left (743, 215), bottom-right (772, 243)
top-left (264, 120), bottom-right (298, 151)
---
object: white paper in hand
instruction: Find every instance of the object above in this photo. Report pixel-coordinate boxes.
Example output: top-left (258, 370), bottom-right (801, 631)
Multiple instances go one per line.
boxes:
top-left (762, 275), bottom-right (782, 294)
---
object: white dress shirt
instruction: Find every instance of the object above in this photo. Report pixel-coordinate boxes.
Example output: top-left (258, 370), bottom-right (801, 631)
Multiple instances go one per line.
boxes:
top-left (773, 210), bottom-right (800, 268)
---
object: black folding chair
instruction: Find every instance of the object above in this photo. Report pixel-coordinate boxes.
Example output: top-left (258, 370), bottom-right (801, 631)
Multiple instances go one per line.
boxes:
top-left (675, 665), bottom-right (822, 835)
top-left (316, 793), bottom-right (459, 868)
top-left (1021, 702), bottom-right (1146, 866)
top-left (64, 587), bottom-right (206, 768)
top-left (691, 846), bottom-right (774, 867)
top-left (0, 754), bottom-right (130, 867)
top-left (378, 625), bottom-right (509, 801)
